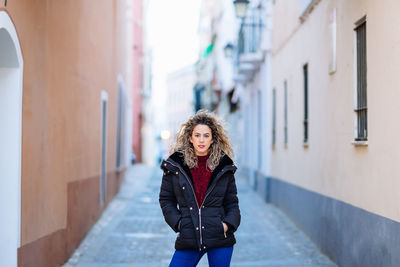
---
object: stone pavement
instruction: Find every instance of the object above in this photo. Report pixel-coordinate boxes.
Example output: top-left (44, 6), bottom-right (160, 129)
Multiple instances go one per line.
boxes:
top-left (63, 164), bottom-right (336, 267)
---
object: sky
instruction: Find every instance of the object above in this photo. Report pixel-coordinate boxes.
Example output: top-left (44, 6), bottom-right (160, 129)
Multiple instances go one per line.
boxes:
top-left (147, 0), bottom-right (201, 72)
top-left (147, 0), bottom-right (201, 109)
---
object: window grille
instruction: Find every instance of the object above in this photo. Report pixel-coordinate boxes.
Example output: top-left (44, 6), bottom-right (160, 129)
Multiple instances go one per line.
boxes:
top-left (284, 80), bottom-right (288, 145)
top-left (272, 88), bottom-right (276, 147)
top-left (355, 18), bottom-right (367, 141)
top-left (303, 64), bottom-right (308, 143)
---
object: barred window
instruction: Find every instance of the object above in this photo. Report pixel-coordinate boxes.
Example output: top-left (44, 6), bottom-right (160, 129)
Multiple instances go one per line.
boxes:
top-left (303, 64), bottom-right (308, 144)
top-left (272, 88), bottom-right (276, 147)
top-left (284, 80), bottom-right (288, 145)
top-left (354, 17), bottom-right (367, 141)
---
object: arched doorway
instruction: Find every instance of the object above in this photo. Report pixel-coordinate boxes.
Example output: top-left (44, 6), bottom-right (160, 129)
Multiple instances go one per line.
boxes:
top-left (0, 11), bottom-right (23, 267)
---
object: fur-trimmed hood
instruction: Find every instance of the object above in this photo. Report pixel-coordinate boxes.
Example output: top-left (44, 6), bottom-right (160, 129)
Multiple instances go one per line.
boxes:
top-left (160, 151), bottom-right (237, 186)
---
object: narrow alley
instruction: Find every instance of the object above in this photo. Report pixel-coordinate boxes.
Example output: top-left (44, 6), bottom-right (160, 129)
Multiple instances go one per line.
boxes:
top-left (3, 1), bottom-right (400, 266)
top-left (63, 164), bottom-right (335, 267)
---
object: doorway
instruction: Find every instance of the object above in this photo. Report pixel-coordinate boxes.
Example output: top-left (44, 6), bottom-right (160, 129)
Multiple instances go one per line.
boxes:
top-left (0, 11), bottom-right (23, 267)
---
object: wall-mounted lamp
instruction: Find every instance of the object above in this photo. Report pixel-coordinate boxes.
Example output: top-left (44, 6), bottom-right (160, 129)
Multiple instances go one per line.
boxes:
top-left (233, 0), bottom-right (249, 19)
top-left (224, 43), bottom-right (234, 58)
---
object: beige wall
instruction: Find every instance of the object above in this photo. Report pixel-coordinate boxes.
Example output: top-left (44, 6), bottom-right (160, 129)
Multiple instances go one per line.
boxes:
top-left (271, 0), bottom-right (400, 222)
top-left (4, 0), bottom-right (130, 246)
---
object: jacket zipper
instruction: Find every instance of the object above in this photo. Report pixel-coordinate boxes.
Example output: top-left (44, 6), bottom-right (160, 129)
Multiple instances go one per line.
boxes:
top-left (166, 160), bottom-right (203, 248)
top-left (199, 167), bottom-right (231, 239)
top-left (200, 166), bottom-right (235, 208)
top-left (166, 161), bottom-right (235, 246)
top-left (199, 208), bottom-right (203, 245)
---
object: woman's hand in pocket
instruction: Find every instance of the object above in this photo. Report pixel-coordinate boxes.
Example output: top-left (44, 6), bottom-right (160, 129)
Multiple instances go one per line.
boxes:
top-left (222, 222), bottom-right (228, 233)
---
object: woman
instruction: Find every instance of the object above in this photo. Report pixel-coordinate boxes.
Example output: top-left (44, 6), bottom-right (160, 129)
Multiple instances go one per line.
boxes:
top-left (159, 109), bottom-right (241, 267)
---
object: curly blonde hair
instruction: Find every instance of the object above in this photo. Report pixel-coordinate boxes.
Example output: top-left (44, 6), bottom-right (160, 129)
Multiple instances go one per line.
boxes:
top-left (171, 109), bottom-right (234, 170)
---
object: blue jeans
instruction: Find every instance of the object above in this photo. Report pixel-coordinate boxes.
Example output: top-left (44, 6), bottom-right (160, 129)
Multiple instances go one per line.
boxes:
top-left (169, 246), bottom-right (234, 267)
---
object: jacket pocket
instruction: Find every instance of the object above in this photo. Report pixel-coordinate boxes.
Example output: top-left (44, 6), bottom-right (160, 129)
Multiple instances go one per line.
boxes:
top-left (220, 220), bottom-right (227, 238)
top-left (178, 218), bottom-right (182, 232)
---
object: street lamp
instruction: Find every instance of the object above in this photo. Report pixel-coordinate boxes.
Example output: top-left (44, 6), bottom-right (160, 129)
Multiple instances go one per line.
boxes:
top-left (224, 43), bottom-right (234, 58)
top-left (233, 0), bottom-right (249, 19)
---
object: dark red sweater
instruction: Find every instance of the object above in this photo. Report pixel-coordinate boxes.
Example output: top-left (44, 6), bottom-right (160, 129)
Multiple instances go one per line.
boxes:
top-left (190, 155), bottom-right (212, 207)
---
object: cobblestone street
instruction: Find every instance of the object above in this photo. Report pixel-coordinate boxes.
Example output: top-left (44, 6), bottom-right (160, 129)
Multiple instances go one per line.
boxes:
top-left (63, 164), bottom-right (336, 267)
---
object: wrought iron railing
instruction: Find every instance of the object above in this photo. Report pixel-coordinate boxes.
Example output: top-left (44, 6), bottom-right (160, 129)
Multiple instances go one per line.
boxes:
top-left (237, 6), bottom-right (264, 55)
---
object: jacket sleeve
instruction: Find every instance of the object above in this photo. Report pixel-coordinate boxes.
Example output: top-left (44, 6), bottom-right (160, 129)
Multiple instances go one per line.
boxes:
top-left (222, 172), bottom-right (241, 233)
top-left (159, 170), bottom-right (181, 233)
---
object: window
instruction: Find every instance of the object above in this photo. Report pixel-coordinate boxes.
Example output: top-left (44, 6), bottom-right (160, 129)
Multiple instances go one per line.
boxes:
top-left (284, 80), bottom-right (288, 145)
top-left (272, 88), bottom-right (276, 147)
top-left (354, 17), bottom-right (367, 141)
top-left (303, 64), bottom-right (308, 144)
top-left (257, 90), bottom-right (263, 168)
top-left (116, 84), bottom-right (123, 169)
top-left (100, 91), bottom-right (108, 206)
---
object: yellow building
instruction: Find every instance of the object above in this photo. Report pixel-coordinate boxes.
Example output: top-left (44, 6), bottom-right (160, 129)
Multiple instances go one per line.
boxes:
top-left (0, 1), bottom-right (133, 266)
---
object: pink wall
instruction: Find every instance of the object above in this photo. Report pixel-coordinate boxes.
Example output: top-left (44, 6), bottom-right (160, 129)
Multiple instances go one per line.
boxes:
top-left (132, 0), bottom-right (143, 162)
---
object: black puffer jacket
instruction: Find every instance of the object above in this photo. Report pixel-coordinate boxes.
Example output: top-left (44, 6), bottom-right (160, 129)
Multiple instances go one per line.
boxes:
top-left (159, 151), bottom-right (241, 251)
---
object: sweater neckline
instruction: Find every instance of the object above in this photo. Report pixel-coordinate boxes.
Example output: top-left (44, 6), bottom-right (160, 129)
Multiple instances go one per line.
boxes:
top-left (197, 154), bottom-right (209, 161)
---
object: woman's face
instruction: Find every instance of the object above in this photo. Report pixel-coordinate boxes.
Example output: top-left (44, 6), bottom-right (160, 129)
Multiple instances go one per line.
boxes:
top-left (190, 124), bottom-right (213, 156)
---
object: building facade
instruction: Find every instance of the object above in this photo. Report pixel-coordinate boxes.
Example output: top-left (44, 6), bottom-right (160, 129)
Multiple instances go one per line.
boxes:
top-left (197, 0), bottom-right (239, 113)
top-left (264, 0), bottom-right (400, 265)
top-left (0, 1), bottom-right (134, 266)
top-left (196, 0), bottom-right (244, 158)
top-left (165, 65), bottom-right (196, 147)
top-left (232, 0), bottom-right (272, 183)
top-left (132, 0), bottom-right (144, 163)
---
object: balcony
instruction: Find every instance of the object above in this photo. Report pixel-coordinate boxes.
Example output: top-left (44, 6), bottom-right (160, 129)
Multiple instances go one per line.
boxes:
top-left (235, 5), bottom-right (265, 84)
